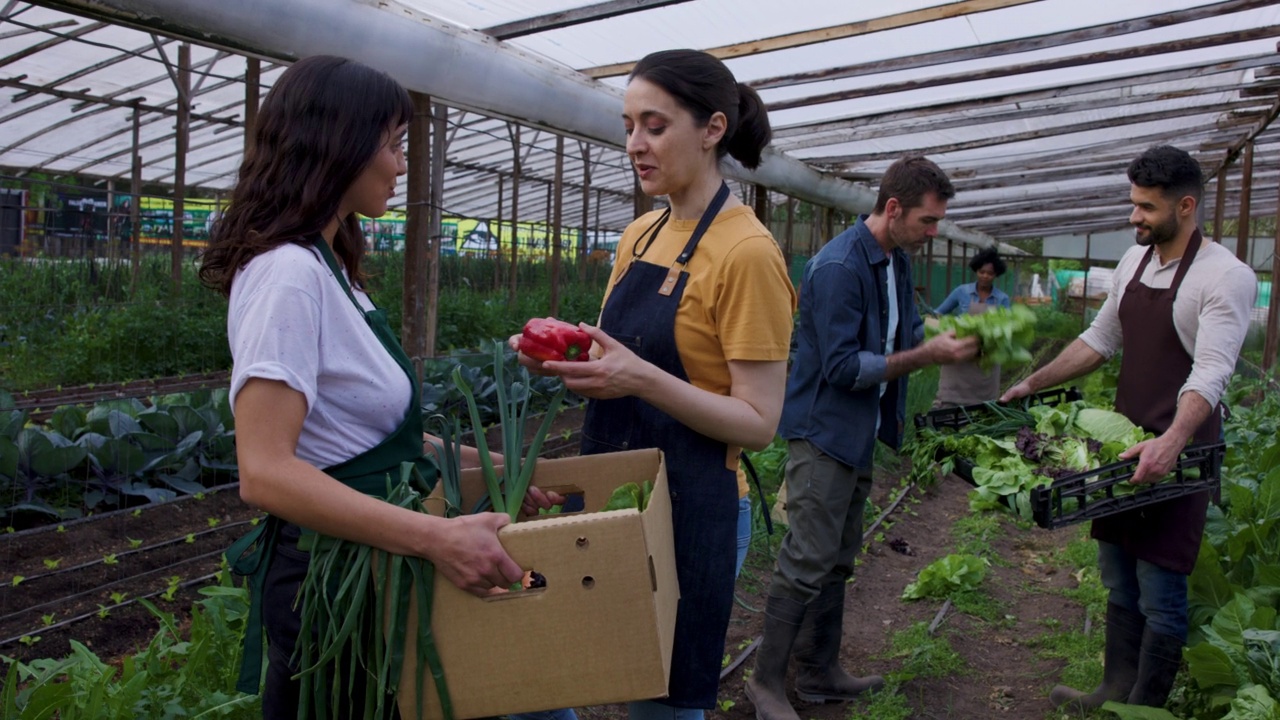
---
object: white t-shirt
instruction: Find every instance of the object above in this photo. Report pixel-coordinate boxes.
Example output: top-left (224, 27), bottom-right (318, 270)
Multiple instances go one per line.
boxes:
top-left (228, 242), bottom-right (412, 470)
top-left (1079, 238), bottom-right (1256, 409)
top-left (877, 255), bottom-right (899, 432)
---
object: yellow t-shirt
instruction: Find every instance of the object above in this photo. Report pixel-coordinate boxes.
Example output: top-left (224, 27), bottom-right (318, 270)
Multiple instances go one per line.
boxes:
top-left (604, 204), bottom-right (797, 497)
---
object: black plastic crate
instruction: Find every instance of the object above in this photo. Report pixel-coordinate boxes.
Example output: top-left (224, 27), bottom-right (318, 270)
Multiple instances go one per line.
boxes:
top-left (914, 386), bottom-right (1083, 432)
top-left (912, 387), bottom-right (1223, 529)
top-left (1029, 441), bottom-right (1224, 529)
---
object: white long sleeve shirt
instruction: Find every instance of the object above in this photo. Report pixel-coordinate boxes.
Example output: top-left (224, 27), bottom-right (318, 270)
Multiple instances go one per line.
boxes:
top-left (1079, 238), bottom-right (1257, 410)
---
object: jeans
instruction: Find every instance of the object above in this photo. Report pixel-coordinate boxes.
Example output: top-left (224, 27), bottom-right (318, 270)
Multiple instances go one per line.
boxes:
top-left (509, 499), bottom-right (750, 720)
top-left (735, 495), bottom-right (752, 577)
top-left (1098, 540), bottom-right (1189, 641)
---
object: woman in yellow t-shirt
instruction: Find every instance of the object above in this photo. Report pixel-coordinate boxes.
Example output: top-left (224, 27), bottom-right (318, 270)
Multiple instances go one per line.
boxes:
top-left (517, 49), bottom-right (796, 720)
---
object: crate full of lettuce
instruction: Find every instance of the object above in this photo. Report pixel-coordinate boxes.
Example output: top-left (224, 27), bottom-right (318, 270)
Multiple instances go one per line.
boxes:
top-left (912, 389), bottom-right (1223, 528)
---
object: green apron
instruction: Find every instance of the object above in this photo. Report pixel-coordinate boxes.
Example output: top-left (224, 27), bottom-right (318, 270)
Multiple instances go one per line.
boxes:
top-left (226, 238), bottom-right (436, 694)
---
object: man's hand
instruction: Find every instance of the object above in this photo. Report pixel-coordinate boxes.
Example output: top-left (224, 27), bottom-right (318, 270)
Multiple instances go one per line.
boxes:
top-left (1120, 433), bottom-right (1185, 485)
top-left (999, 380), bottom-right (1034, 404)
top-left (924, 331), bottom-right (979, 365)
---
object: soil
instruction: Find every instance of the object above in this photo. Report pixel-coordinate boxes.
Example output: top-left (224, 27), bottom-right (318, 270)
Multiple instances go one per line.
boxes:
top-left (1, 400), bottom-right (1097, 719)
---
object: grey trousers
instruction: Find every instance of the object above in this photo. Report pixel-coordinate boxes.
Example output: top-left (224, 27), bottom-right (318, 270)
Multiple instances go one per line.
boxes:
top-left (769, 439), bottom-right (873, 604)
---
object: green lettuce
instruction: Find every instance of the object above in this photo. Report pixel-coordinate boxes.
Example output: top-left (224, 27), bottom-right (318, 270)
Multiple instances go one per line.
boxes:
top-left (902, 553), bottom-right (990, 600)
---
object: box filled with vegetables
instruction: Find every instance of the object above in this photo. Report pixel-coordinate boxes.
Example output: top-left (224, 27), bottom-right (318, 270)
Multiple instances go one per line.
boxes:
top-left (913, 389), bottom-right (1224, 529)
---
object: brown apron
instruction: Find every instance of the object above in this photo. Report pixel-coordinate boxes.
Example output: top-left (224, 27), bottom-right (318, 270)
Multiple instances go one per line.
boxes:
top-left (935, 301), bottom-right (1001, 408)
top-left (1092, 228), bottom-right (1221, 575)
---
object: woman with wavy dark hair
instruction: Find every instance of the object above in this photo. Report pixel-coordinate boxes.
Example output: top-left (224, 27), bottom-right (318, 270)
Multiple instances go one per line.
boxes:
top-left (514, 49), bottom-right (796, 720)
top-left (205, 55), bottom-right (529, 719)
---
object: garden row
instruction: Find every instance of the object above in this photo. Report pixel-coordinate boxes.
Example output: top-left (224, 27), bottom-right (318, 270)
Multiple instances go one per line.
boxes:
top-left (1, 344), bottom-right (580, 528)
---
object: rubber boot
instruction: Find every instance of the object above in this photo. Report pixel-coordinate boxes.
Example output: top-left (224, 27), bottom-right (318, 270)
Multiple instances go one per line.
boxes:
top-left (1050, 602), bottom-right (1144, 711)
top-left (744, 595), bottom-right (806, 720)
top-left (793, 583), bottom-right (884, 703)
top-left (1126, 627), bottom-right (1184, 708)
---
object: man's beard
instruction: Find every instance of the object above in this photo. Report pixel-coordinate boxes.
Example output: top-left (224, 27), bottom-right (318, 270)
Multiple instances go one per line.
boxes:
top-left (1134, 213), bottom-right (1178, 247)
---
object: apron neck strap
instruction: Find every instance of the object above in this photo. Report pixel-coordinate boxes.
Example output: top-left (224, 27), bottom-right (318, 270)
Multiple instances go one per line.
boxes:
top-left (314, 236), bottom-right (367, 314)
top-left (675, 181), bottom-right (731, 266)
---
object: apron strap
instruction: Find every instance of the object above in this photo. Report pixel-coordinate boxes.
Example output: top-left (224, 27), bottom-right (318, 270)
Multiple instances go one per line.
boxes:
top-left (226, 514), bottom-right (281, 694)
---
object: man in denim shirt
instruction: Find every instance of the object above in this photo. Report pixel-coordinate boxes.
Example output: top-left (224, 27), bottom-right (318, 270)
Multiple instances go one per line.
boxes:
top-left (746, 157), bottom-right (978, 720)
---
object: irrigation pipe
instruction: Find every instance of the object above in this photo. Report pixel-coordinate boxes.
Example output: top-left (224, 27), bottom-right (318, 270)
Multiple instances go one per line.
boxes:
top-left (927, 598), bottom-right (953, 636)
top-left (4, 481), bottom-right (242, 540)
top-left (11, 518), bottom-right (255, 586)
top-left (0, 548), bottom-right (226, 623)
top-left (719, 480), bottom-right (921, 680)
top-left (0, 571), bottom-right (222, 648)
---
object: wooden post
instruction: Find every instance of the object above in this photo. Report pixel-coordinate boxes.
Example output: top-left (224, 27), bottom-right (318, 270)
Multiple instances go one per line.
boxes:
top-left (426, 102), bottom-right (447, 358)
top-left (1082, 233), bottom-right (1092, 331)
top-left (924, 235), bottom-right (934, 303)
top-left (171, 43), bottom-right (190, 292)
top-left (105, 179), bottom-right (116, 264)
top-left (1237, 140), bottom-right (1254, 264)
top-left (128, 104), bottom-right (142, 297)
top-left (402, 91), bottom-right (431, 360)
top-left (946, 237), bottom-right (954, 294)
top-left (509, 125), bottom-right (521, 305)
top-left (753, 183), bottom-right (769, 224)
top-left (783, 197), bottom-right (795, 269)
top-left (579, 142), bottom-right (591, 283)
top-left (1212, 167), bottom-right (1226, 243)
top-left (244, 57), bottom-right (260, 156)
top-left (550, 135), bottom-right (565, 317)
top-left (1263, 187), bottom-right (1280, 373)
top-left (494, 174), bottom-right (504, 292)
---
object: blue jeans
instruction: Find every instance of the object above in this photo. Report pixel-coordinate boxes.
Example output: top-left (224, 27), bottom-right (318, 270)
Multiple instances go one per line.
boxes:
top-left (509, 500), bottom-right (750, 720)
top-left (1098, 540), bottom-right (1189, 641)
top-left (735, 495), bottom-right (752, 577)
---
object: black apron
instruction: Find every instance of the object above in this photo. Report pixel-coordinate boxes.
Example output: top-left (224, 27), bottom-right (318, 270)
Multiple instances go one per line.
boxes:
top-left (1093, 229), bottom-right (1220, 575)
top-left (579, 183), bottom-right (738, 709)
top-left (227, 238), bottom-right (436, 712)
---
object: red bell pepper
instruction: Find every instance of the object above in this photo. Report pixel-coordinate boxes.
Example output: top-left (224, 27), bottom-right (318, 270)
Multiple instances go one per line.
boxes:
top-left (519, 318), bottom-right (592, 362)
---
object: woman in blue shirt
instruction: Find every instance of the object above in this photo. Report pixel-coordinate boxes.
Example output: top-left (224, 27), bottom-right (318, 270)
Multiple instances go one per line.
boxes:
top-left (933, 247), bottom-right (1012, 406)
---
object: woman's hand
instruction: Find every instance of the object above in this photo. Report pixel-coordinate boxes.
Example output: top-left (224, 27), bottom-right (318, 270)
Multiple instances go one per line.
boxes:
top-left (508, 331), bottom-right (556, 376)
top-left (520, 486), bottom-right (567, 517)
top-left (541, 324), bottom-right (652, 400)
top-left (427, 513), bottom-right (525, 596)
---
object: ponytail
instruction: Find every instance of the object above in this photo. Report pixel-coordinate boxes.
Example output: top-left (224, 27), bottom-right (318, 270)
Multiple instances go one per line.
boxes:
top-left (725, 82), bottom-right (771, 170)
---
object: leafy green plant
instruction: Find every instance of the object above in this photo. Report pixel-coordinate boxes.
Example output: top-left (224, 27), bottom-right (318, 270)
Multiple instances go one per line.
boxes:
top-left (40, 613), bottom-right (55, 627)
top-left (102, 553), bottom-right (118, 565)
top-left (902, 554), bottom-right (989, 600)
top-left (160, 575), bottom-right (181, 602)
top-left (42, 557), bottom-right (61, 569)
top-left (930, 304), bottom-right (1037, 369)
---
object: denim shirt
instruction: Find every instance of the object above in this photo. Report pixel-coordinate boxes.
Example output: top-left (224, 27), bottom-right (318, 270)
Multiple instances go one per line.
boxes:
top-left (778, 218), bottom-right (924, 470)
top-left (934, 282), bottom-right (1011, 315)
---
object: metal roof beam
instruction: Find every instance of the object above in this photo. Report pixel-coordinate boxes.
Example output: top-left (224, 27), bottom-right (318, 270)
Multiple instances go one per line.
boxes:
top-left (583, 0), bottom-right (1037, 78)
top-left (11, 36), bottom-right (171, 101)
top-left (481, 0), bottom-right (692, 40)
top-left (0, 18), bottom-right (105, 69)
top-left (0, 18), bottom-right (76, 40)
top-left (750, 0), bottom-right (1277, 91)
top-left (780, 84), bottom-right (1258, 152)
top-left (811, 102), bottom-right (1254, 166)
top-left (769, 25), bottom-right (1280, 112)
top-left (0, 76), bottom-right (238, 124)
top-left (774, 51), bottom-right (1280, 139)
top-left (40, 0), bottom-right (997, 245)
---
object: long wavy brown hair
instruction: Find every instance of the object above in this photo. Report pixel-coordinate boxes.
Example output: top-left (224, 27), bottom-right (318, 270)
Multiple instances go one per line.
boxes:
top-left (199, 55), bottom-right (413, 296)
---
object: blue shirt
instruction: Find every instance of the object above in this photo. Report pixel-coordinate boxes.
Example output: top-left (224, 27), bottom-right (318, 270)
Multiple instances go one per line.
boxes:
top-left (934, 282), bottom-right (1010, 315)
top-left (778, 218), bottom-right (924, 470)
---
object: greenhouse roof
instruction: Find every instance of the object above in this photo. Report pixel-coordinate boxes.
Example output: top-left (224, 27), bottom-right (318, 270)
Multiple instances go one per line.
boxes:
top-left (5, 0), bottom-right (1280, 241)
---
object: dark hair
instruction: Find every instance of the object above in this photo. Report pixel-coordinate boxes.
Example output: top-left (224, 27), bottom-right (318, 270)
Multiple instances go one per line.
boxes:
top-left (969, 247), bottom-right (1006, 276)
top-left (199, 55), bottom-right (413, 296)
top-left (629, 49), bottom-right (771, 170)
top-left (873, 156), bottom-right (955, 214)
top-left (1126, 145), bottom-right (1203, 205)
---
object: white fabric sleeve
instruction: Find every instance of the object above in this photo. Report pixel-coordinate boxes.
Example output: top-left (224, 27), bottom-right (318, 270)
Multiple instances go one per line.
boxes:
top-left (228, 281), bottom-right (323, 414)
top-left (1180, 264), bottom-right (1257, 409)
top-left (1078, 256), bottom-right (1126, 360)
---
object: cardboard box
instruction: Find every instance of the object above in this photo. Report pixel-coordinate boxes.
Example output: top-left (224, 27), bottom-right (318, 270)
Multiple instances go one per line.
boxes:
top-left (396, 448), bottom-right (680, 720)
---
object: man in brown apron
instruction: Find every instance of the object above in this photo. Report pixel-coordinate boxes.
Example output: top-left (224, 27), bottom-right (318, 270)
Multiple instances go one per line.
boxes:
top-left (1002, 145), bottom-right (1257, 711)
